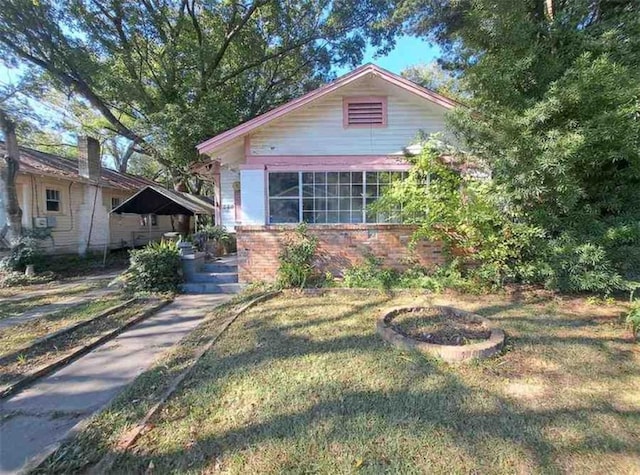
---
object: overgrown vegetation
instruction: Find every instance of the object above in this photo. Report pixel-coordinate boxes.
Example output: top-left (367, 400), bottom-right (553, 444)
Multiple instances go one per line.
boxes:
top-left (277, 223), bottom-right (318, 289)
top-left (0, 229), bottom-right (47, 272)
top-left (376, 138), bottom-right (636, 295)
top-left (125, 240), bottom-right (182, 294)
top-left (395, 1), bottom-right (640, 295)
top-left (342, 254), bottom-right (479, 293)
top-left (626, 289), bottom-right (640, 341)
top-left (192, 225), bottom-right (234, 255)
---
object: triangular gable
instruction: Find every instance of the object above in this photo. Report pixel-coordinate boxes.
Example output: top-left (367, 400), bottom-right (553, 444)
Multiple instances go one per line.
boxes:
top-left (196, 63), bottom-right (461, 156)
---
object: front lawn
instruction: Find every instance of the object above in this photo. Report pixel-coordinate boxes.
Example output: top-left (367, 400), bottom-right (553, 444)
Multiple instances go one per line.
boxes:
top-left (41, 290), bottom-right (639, 474)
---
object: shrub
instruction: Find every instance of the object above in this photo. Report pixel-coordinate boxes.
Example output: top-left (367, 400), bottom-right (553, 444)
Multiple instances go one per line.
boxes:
top-left (193, 225), bottom-right (233, 254)
top-left (343, 255), bottom-right (399, 290)
top-left (126, 240), bottom-right (183, 293)
top-left (277, 223), bottom-right (318, 289)
top-left (626, 302), bottom-right (640, 341)
top-left (0, 232), bottom-right (46, 272)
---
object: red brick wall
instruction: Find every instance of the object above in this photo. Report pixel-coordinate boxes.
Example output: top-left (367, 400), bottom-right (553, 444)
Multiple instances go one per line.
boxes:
top-left (235, 224), bottom-right (444, 283)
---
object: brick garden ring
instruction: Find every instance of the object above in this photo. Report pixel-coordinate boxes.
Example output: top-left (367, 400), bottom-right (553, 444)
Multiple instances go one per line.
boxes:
top-left (376, 305), bottom-right (505, 363)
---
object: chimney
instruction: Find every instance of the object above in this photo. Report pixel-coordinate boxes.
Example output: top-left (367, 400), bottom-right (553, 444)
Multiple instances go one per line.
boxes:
top-left (78, 135), bottom-right (101, 182)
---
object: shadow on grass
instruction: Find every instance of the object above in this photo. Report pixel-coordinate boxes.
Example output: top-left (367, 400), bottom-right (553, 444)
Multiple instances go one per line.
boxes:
top-left (38, 293), bottom-right (640, 473)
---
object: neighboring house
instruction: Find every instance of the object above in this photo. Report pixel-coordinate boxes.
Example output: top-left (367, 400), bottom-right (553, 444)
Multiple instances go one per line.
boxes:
top-left (195, 63), bottom-right (461, 283)
top-left (0, 137), bottom-right (183, 254)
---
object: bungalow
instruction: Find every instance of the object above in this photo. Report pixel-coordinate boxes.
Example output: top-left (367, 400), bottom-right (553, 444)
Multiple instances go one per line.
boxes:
top-left (195, 64), bottom-right (461, 283)
top-left (0, 137), bottom-right (209, 255)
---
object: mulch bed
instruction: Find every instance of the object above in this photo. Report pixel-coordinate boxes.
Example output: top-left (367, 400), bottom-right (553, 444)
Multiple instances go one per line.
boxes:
top-left (390, 307), bottom-right (491, 346)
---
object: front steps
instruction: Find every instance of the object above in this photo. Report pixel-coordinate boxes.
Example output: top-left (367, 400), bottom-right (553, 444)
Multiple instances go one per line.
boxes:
top-left (181, 255), bottom-right (244, 294)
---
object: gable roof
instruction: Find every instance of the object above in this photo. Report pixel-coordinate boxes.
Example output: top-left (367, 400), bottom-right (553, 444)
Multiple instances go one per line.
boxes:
top-left (0, 141), bottom-right (156, 191)
top-left (196, 63), bottom-right (462, 156)
top-left (111, 185), bottom-right (215, 216)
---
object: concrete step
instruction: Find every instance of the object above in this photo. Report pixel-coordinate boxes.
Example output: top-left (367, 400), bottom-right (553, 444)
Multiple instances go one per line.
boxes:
top-left (189, 272), bottom-right (238, 284)
top-left (181, 282), bottom-right (245, 294)
top-left (201, 263), bottom-right (238, 273)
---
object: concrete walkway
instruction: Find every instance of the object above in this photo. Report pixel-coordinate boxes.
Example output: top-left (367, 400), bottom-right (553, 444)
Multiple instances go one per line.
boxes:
top-left (0, 294), bottom-right (230, 474)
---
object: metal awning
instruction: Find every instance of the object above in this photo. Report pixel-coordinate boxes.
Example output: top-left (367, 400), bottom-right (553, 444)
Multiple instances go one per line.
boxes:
top-left (111, 185), bottom-right (215, 216)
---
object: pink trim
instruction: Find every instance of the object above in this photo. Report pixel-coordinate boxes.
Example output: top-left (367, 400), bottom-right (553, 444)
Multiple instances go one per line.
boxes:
top-left (196, 63), bottom-right (461, 155)
top-left (240, 155), bottom-right (410, 171)
top-left (247, 154), bottom-right (407, 166)
top-left (264, 163), bottom-right (409, 172)
top-left (343, 96), bottom-right (387, 128)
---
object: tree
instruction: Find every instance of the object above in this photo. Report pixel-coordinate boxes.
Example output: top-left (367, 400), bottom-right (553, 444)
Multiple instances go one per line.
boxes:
top-left (0, 108), bottom-right (23, 245)
top-left (0, 0), bottom-right (400, 181)
top-left (400, 0), bottom-right (640, 288)
top-left (401, 62), bottom-right (464, 100)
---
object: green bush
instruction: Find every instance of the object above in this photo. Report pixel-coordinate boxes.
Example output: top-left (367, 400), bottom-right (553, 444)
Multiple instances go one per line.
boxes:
top-left (343, 255), bottom-right (399, 290)
top-left (126, 240), bottom-right (183, 293)
top-left (0, 235), bottom-right (45, 272)
top-left (277, 223), bottom-right (318, 289)
top-left (625, 301), bottom-right (640, 341)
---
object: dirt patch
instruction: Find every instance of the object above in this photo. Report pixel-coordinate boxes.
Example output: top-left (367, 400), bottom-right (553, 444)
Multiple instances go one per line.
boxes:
top-left (390, 307), bottom-right (491, 346)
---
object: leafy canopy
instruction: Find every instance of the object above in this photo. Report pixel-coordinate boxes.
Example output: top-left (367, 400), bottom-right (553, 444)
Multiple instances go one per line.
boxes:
top-left (398, 0), bottom-right (640, 290)
top-left (0, 0), bottom-right (400, 184)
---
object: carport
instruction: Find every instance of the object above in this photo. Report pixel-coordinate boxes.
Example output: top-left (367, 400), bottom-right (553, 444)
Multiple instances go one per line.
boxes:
top-left (111, 185), bottom-right (215, 235)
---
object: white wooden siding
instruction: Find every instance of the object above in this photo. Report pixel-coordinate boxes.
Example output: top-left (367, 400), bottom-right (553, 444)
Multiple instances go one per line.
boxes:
top-left (249, 78), bottom-right (449, 156)
top-left (220, 168), bottom-right (240, 231)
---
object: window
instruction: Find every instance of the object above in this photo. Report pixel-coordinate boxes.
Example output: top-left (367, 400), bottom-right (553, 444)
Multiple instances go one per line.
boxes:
top-left (45, 189), bottom-right (61, 212)
top-left (268, 171), bottom-right (406, 224)
top-left (343, 97), bottom-right (387, 127)
top-left (268, 172), bottom-right (300, 223)
top-left (140, 214), bottom-right (158, 227)
top-left (111, 197), bottom-right (121, 210)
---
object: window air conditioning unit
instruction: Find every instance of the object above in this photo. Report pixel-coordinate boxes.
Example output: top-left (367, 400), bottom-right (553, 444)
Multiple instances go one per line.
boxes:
top-left (33, 217), bottom-right (47, 228)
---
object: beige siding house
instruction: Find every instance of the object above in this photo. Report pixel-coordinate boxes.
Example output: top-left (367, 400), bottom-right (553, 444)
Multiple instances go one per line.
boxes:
top-left (194, 63), bottom-right (460, 282)
top-left (1, 137), bottom-right (176, 254)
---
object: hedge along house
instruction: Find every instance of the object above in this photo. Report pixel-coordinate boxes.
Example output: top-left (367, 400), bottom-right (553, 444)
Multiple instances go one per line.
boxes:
top-left (0, 137), bottom-right (178, 254)
top-left (194, 64), bottom-right (460, 283)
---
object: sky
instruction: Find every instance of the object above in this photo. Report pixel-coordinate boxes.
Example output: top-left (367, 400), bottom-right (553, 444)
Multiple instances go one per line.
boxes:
top-left (336, 36), bottom-right (441, 75)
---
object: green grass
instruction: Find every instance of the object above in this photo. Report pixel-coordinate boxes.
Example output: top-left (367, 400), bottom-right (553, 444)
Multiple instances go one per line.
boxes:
top-left (0, 298), bottom-right (151, 385)
top-left (0, 281), bottom-right (105, 303)
top-left (0, 296), bottom-right (127, 357)
top-left (37, 290), bottom-right (640, 474)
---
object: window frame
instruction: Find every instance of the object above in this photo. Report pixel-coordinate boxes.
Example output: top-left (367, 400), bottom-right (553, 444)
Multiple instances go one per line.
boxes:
top-left (343, 96), bottom-right (388, 128)
top-left (45, 188), bottom-right (62, 213)
top-left (267, 171), bottom-right (406, 225)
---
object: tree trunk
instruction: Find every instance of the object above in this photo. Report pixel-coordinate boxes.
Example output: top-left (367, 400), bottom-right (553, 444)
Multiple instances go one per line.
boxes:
top-left (173, 180), bottom-right (191, 235)
top-left (0, 109), bottom-right (23, 245)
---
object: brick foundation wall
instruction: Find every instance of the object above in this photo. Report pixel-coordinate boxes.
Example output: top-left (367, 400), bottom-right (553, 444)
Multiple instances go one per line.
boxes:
top-left (235, 224), bottom-right (445, 283)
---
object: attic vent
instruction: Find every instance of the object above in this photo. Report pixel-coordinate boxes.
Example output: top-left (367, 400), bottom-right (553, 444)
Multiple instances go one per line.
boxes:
top-left (344, 97), bottom-right (387, 127)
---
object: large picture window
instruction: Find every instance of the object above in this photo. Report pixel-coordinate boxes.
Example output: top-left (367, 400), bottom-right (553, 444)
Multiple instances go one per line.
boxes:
top-left (268, 171), bottom-right (406, 224)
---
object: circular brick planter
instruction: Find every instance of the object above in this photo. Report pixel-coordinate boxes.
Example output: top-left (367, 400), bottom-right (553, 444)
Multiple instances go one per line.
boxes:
top-left (376, 306), bottom-right (505, 363)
